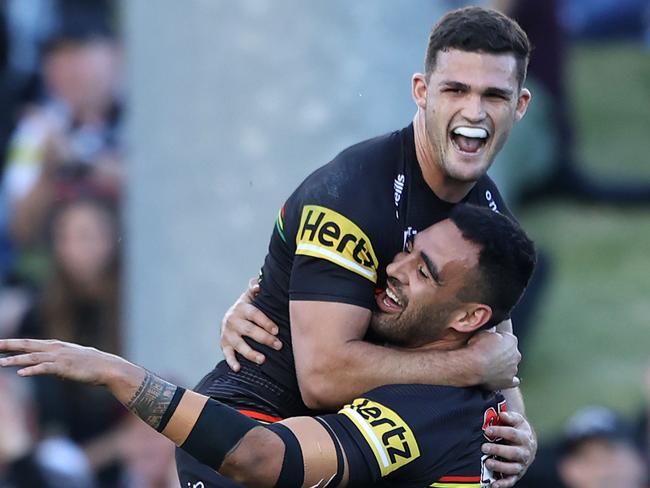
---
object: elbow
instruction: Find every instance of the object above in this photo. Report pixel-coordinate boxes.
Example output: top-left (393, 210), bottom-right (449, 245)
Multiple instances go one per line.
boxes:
top-left (221, 452), bottom-right (275, 487)
top-left (297, 366), bottom-right (346, 410)
top-left (219, 427), bottom-right (282, 487)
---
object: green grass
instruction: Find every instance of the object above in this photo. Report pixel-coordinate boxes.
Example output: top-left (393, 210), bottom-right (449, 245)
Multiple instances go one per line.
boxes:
top-left (518, 42), bottom-right (650, 438)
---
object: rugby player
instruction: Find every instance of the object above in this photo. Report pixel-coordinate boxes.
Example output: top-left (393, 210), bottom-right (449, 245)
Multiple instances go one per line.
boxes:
top-left (0, 204), bottom-right (537, 487)
top-left (195, 6), bottom-right (537, 487)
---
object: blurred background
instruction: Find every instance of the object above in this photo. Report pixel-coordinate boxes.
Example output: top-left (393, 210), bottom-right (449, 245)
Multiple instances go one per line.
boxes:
top-left (0, 0), bottom-right (648, 487)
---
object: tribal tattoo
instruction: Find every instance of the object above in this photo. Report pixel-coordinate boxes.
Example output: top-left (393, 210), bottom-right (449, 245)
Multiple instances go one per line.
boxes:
top-left (126, 371), bottom-right (177, 430)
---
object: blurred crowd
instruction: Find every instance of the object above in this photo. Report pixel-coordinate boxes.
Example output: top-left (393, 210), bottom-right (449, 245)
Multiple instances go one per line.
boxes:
top-left (0, 1), bottom-right (177, 487)
top-left (0, 0), bottom-right (648, 487)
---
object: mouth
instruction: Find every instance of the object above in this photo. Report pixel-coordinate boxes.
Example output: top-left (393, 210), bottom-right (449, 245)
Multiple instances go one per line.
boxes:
top-left (375, 284), bottom-right (405, 314)
top-left (449, 126), bottom-right (489, 156)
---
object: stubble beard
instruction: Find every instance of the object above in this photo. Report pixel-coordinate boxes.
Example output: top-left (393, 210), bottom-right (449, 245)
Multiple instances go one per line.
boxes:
top-left (370, 303), bottom-right (453, 348)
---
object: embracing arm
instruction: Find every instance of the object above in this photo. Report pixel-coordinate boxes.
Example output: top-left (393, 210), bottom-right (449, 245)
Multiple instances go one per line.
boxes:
top-left (291, 301), bottom-right (520, 410)
top-left (0, 339), bottom-right (344, 487)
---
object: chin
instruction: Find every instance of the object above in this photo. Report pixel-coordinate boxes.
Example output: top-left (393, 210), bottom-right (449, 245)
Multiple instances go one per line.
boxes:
top-left (445, 163), bottom-right (490, 183)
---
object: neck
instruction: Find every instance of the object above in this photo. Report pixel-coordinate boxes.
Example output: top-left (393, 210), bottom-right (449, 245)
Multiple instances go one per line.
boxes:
top-left (401, 329), bottom-right (470, 353)
top-left (412, 110), bottom-right (476, 203)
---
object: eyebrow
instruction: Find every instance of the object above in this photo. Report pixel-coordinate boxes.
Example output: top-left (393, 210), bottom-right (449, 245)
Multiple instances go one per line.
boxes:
top-left (439, 81), bottom-right (514, 99)
top-left (439, 81), bottom-right (469, 91)
top-left (420, 250), bottom-right (442, 284)
top-left (483, 87), bottom-right (514, 99)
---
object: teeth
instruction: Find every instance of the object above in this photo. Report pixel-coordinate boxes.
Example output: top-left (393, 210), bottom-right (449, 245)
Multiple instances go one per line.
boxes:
top-left (452, 127), bottom-right (488, 139)
top-left (386, 288), bottom-right (402, 307)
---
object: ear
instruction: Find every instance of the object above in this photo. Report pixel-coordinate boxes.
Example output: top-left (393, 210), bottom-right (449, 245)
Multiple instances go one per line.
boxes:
top-left (412, 73), bottom-right (428, 110)
top-left (514, 87), bottom-right (532, 122)
top-left (448, 304), bottom-right (492, 333)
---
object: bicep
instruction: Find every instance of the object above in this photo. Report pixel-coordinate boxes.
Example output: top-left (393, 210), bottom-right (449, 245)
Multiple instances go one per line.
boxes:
top-left (281, 417), bottom-right (348, 487)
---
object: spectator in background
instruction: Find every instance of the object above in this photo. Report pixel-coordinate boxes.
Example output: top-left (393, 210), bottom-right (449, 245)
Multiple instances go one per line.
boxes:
top-left (520, 405), bottom-right (648, 488)
top-left (491, 0), bottom-right (650, 207)
top-left (0, 369), bottom-right (94, 488)
top-left (16, 194), bottom-right (127, 487)
top-left (118, 416), bottom-right (179, 488)
top-left (0, 24), bottom-right (123, 284)
top-left (558, 406), bottom-right (648, 488)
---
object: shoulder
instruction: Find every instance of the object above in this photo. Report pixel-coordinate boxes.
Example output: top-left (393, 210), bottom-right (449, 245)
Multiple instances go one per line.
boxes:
top-left (293, 128), bottom-right (404, 203)
top-left (357, 384), bottom-right (501, 433)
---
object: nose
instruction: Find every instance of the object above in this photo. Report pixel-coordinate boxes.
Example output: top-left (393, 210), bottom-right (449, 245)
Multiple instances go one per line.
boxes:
top-left (386, 251), bottom-right (414, 284)
top-left (460, 93), bottom-right (486, 123)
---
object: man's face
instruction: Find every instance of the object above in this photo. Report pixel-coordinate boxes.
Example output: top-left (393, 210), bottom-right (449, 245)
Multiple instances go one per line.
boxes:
top-left (371, 219), bottom-right (480, 347)
top-left (416, 49), bottom-right (530, 183)
top-left (560, 438), bottom-right (647, 488)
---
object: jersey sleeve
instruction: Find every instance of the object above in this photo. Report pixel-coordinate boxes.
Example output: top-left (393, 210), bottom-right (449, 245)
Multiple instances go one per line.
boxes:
top-left (287, 201), bottom-right (380, 309)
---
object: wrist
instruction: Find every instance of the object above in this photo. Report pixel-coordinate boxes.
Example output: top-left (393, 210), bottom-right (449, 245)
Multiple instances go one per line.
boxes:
top-left (104, 354), bottom-right (146, 405)
top-left (454, 346), bottom-right (485, 386)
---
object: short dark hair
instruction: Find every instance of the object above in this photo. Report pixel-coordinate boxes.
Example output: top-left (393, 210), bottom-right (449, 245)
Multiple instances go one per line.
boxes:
top-left (449, 204), bottom-right (536, 328)
top-left (425, 6), bottom-right (531, 87)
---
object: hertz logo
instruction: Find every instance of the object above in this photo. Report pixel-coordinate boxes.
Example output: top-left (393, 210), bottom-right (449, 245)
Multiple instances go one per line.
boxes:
top-left (340, 397), bottom-right (420, 476)
top-left (295, 205), bottom-right (378, 283)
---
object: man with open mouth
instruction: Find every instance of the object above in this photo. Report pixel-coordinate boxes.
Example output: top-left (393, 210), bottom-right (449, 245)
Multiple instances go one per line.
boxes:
top-left (189, 6), bottom-right (535, 488)
top-left (0, 204), bottom-right (537, 487)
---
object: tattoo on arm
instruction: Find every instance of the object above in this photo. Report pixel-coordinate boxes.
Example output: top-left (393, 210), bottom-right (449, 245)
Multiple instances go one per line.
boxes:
top-left (127, 371), bottom-right (177, 430)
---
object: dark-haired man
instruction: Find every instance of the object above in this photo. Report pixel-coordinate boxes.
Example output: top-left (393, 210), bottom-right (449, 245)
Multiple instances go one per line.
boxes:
top-left (198, 6), bottom-right (536, 487)
top-left (0, 204), bottom-right (537, 487)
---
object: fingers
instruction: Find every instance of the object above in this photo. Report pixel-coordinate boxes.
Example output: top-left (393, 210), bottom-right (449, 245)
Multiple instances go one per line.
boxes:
top-left (482, 442), bottom-right (529, 467)
top-left (487, 376), bottom-right (520, 390)
top-left (0, 351), bottom-right (59, 378)
top-left (485, 425), bottom-right (529, 449)
top-left (222, 326), bottom-right (266, 365)
top-left (0, 338), bottom-right (56, 354)
top-left (490, 475), bottom-right (518, 488)
top-left (16, 363), bottom-right (59, 377)
top-left (0, 351), bottom-right (53, 367)
top-left (233, 338), bottom-right (266, 365)
top-left (498, 411), bottom-right (526, 427)
top-left (222, 345), bottom-right (241, 372)
top-left (484, 455), bottom-right (523, 476)
top-left (481, 411), bottom-right (535, 485)
top-left (495, 318), bottom-right (513, 334)
top-left (244, 307), bottom-right (279, 338)
top-left (242, 318), bottom-right (281, 351)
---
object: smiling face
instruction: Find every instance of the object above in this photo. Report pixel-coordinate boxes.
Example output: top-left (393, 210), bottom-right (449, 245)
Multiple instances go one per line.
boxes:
top-left (371, 219), bottom-right (488, 348)
top-left (413, 49), bottom-right (531, 187)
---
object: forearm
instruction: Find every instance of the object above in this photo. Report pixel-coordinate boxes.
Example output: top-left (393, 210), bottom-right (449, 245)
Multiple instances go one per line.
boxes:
top-left (299, 339), bottom-right (481, 409)
top-left (502, 387), bottom-right (525, 415)
top-left (106, 362), bottom-right (282, 485)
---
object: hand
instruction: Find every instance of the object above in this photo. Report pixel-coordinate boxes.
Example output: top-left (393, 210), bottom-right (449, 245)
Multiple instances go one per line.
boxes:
top-left (467, 330), bottom-right (521, 390)
top-left (481, 411), bottom-right (537, 487)
top-left (220, 278), bottom-right (282, 372)
top-left (0, 338), bottom-right (120, 385)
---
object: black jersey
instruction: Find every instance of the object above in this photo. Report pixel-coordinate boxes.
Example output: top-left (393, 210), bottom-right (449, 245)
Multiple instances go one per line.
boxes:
top-left (320, 384), bottom-right (508, 487)
top-left (244, 124), bottom-right (511, 411)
